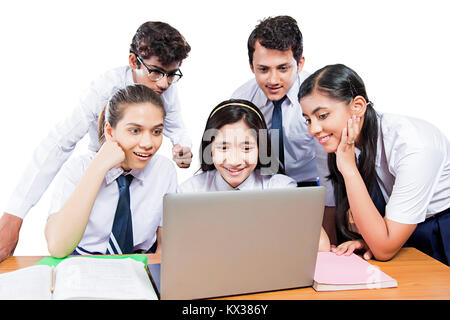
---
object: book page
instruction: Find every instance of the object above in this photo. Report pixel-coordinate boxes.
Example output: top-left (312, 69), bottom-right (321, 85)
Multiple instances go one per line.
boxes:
top-left (0, 265), bottom-right (52, 300)
top-left (52, 257), bottom-right (157, 300)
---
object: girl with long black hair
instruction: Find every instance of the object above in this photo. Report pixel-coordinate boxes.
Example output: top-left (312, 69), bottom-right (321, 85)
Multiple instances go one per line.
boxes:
top-left (299, 64), bottom-right (450, 265)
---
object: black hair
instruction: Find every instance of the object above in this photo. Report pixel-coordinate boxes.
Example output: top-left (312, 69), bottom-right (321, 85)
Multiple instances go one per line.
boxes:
top-left (247, 15), bottom-right (303, 66)
top-left (98, 84), bottom-right (165, 147)
top-left (298, 64), bottom-right (379, 242)
top-left (130, 21), bottom-right (191, 66)
top-left (200, 99), bottom-right (275, 173)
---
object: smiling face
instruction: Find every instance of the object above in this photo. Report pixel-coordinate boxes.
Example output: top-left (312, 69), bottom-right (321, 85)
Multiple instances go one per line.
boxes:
top-left (300, 91), bottom-right (356, 153)
top-left (110, 102), bottom-right (164, 171)
top-left (251, 41), bottom-right (304, 101)
top-left (211, 119), bottom-right (259, 188)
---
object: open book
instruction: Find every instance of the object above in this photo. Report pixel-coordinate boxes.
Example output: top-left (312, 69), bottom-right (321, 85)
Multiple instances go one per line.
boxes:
top-left (313, 252), bottom-right (398, 291)
top-left (0, 256), bottom-right (157, 300)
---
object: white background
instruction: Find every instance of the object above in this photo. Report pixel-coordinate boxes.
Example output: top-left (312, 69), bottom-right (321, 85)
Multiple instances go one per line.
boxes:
top-left (0, 0), bottom-right (448, 255)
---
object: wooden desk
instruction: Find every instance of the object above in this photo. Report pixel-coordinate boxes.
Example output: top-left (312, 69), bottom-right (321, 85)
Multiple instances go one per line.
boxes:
top-left (1, 249), bottom-right (448, 300)
top-left (222, 248), bottom-right (450, 300)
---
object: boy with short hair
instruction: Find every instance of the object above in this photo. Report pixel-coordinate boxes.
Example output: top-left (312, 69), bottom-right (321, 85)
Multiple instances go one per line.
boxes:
top-left (232, 16), bottom-right (336, 243)
top-left (232, 15), bottom-right (319, 186)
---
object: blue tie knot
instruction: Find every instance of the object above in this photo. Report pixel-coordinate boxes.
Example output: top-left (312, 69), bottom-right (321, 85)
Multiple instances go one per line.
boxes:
top-left (272, 95), bottom-right (287, 109)
top-left (117, 174), bottom-right (133, 190)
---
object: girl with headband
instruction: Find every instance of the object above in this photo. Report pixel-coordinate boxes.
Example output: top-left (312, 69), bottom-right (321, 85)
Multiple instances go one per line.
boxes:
top-left (299, 64), bottom-right (450, 264)
top-left (178, 99), bottom-right (330, 251)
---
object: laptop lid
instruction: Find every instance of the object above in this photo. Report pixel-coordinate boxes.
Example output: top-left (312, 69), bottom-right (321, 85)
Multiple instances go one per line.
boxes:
top-left (160, 186), bottom-right (326, 300)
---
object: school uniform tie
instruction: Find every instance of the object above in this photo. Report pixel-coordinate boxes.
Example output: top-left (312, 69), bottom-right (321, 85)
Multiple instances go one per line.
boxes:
top-left (356, 154), bottom-right (386, 217)
top-left (106, 174), bottom-right (134, 254)
top-left (369, 179), bottom-right (386, 217)
top-left (271, 96), bottom-right (287, 170)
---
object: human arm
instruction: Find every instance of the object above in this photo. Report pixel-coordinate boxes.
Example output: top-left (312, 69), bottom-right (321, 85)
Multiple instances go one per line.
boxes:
top-left (160, 86), bottom-right (193, 168)
top-left (336, 116), bottom-right (417, 261)
top-left (339, 168), bottom-right (416, 260)
top-left (155, 227), bottom-right (162, 254)
top-left (318, 227), bottom-right (331, 252)
top-left (0, 103), bottom-right (93, 261)
top-left (45, 138), bottom-right (125, 258)
top-left (0, 213), bottom-right (23, 262)
top-left (4, 81), bottom-right (107, 220)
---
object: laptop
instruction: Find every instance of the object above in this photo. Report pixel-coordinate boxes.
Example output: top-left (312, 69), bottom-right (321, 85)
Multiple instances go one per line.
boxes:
top-left (150, 186), bottom-right (326, 300)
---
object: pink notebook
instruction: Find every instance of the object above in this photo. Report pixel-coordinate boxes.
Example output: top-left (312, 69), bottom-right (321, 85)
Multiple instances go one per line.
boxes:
top-left (313, 252), bottom-right (397, 291)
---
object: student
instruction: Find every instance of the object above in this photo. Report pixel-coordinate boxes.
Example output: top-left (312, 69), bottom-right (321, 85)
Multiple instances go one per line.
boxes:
top-left (231, 15), bottom-right (335, 243)
top-left (0, 21), bottom-right (191, 262)
top-left (45, 84), bottom-right (177, 258)
top-left (299, 64), bottom-right (450, 265)
top-left (231, 15), bottom-right (320, 187)
top-left (178, 99), bottom-right (330, 252)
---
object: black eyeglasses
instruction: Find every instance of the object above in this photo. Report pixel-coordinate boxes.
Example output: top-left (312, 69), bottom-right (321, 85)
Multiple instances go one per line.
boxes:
top-left (134, 54), bottom-right (183, 84)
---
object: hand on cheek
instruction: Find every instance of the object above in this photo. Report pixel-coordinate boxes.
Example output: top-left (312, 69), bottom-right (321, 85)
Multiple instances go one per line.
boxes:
top-left (335, 115), bottom-right (360, 176)
top-left (96, 131), bottom-right (126, 171)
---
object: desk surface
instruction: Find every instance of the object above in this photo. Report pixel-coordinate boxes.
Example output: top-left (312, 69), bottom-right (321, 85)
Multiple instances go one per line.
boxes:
top-left (1, 248), bottom-right (448, 300)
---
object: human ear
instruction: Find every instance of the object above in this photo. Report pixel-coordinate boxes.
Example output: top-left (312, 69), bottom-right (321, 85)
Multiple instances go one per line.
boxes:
top-left (297, 56), bottom-right (305, 73)
top-left (249, 61), bottom-right (255, 74)
top-left (350, 96), bottom-right (367, 118)
top-left (129, 53), bottom-right (139, 70)
top-left (104, 122), bottom-right (114, 141)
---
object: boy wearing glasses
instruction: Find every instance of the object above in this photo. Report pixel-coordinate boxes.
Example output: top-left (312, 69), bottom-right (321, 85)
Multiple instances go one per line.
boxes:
top-left (0, 21), bottom-right (192, 262)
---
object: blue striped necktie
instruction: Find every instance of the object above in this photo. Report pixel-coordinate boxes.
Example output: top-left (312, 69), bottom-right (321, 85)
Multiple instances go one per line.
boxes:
top-left (106, 174), bottom-right (134, 254)
top-left (271, 96), bottom-right (287, 169)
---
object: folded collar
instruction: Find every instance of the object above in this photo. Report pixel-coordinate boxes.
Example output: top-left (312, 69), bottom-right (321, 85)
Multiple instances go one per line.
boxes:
top-left (105, 167), bottom-right (145, 185)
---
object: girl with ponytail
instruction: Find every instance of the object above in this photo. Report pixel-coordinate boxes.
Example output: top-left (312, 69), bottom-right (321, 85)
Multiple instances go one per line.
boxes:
top-left (45, 85), bottom-right (177, 258)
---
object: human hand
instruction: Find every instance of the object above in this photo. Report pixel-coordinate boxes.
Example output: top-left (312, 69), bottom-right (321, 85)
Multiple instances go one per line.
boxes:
top-left (335, 115), bottom-right (360, 177)
top-left (172, 144), bottom-right (192, 168)
top-left (95, 137), bottom-right (126, 171)
top-left (331, 239), bottom-right (373, 260)
top-left (0, 213), bottom-right (23, 262)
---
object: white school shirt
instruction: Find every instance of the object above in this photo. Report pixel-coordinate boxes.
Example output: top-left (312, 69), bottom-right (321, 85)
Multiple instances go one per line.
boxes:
top-left (321, 113), bottom-right (450, 224)
top-left (6, 65), bottom-right (191, 219)
top-left (231, 71), bottom-right (319, 183)
top-left (48, 153), bottom-right (178, 254)
top-left (177, 169), bottom-right (297, 193)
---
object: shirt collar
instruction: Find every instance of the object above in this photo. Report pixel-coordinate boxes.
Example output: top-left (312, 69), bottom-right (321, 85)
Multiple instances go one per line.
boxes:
top-left (105, 167), bottom-right (145, 185)
top-left (285, 75), bottom-right (301, 106)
